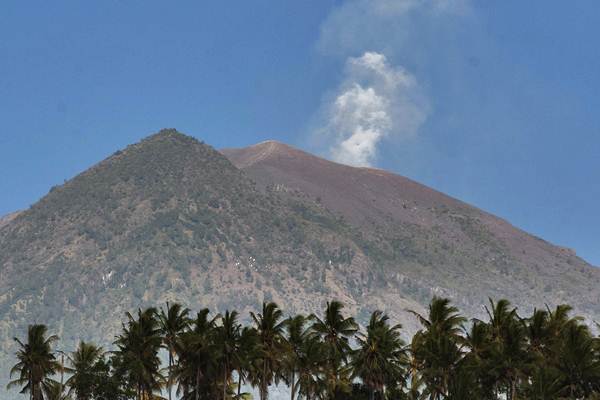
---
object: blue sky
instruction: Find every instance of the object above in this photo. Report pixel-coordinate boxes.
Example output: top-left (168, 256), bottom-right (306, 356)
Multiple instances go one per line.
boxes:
top-left (1, 1), bottom-right (599, 265)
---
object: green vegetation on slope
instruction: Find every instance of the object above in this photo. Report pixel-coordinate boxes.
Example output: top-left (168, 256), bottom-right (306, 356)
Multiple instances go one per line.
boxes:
top-left (0, 130), bottom-right (402, 388)
top-left (2, 129), bottom-right (600, 398)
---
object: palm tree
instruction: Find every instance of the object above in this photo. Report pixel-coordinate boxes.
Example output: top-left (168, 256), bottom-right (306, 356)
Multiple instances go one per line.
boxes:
top-left (173, 331), bottom-right (214, 400)
top-left (43, 380), bottom-right (71, 400)
top-left (283, 314), bottom-right (310, 400)
top-left (8, 324), bottom-right (61, 400)
top-left (65, 341), bottom-right (104, 400)
top-left (90, 355), bottom-right (128, 400)
top-left (234, 326), bottom-right (259, 399)
top-left (216, 310), bottom-right (242, 400)
top-left (296, 335), bottom-right (327, 400)
top-left (114, 307), bottom-right (164, 400)
top-left (483, 299), bottom-right (529, 400)
top-left (172, 308), bottom-right (219, 400)
top-left (250, 302), bottom-right (286, 400)
top-left (461, 320), bottom-right (495, 399)
top-left (546, 304), bottom-right (577, 339)
top-left (310, 300), bottom-right (358, 399)
top-left (445, 362), bottom-right (479, 400)
top-left (158, 302), bottom-right (190, 400)
top-left (405, 334), bottom-right (425, 400)
top-left (408, 297), bottom-right (465, 400)
top-left (553, 321), bottom-right (600, 398)
top-left (523, 364), bottom-right (563, 400)
top-left (352, 310), bottom-right (407, 400)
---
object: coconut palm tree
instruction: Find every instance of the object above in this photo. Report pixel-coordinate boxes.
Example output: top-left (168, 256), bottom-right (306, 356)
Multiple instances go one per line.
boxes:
top-left (172, 308), bottom-right (219, 400)
top-left (43, 380), bottom-right (71, 400)
top-left (546, 304), bottom-right (578, 339)
top-left (352, 311), bottom-right (407, 400)
top-left (216, 310), bottom-right (242, 400)
top-left (310, 300), bottom-right (358, 399)
top-left (296, 335), bottom-right (327, 400)
top-left (114, 307), bottom-right (163, 400)
top-left (8, 324), bottom-right (61, 400)
top-left (233, 326), bottom-right (259, 399)
top-left (408, 297), bottom-right (465, 400)
top-left (250, 302), bottom-right (286, 400)
top-left (522, 365), bottom-right (563, 400)
top-left (483, 299), bottom-right (530, 400)
top-left (89, 355), bottom-right (128, 400)
top-left (405, 333), bottom-right (426, 400)
top-left (65, 341), bottom-right (104, 400)
top-left (158, 302), bottom-right (190, 400)
top-left (283, 314), bottom-right (311, 400)
top-left (460, 320), bottom-right (496, 399)
top-left (553, 321), bottom-right (600, 398)
top-left (173, 331), bottom-right (215, 400)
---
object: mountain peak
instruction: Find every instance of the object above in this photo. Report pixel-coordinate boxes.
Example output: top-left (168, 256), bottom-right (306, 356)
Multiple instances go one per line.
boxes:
top-left (147, 127), bottom-right (188, 139)
top-left (93, 129), bottom-right (231, 180)
top-left (222, 140), bottom-right (327, 170)
top-left (138, 128), bottom-right (204, 148)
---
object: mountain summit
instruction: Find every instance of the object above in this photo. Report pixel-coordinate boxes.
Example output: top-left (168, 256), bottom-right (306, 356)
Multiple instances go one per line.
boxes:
top-left (1, 129), bottom-right (599, 388)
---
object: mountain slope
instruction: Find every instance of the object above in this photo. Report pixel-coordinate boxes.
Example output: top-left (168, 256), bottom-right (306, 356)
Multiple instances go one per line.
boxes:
top-left (1, 130), bottom-right (599, 392)
top-left (0, 211), bottom-right (20, 230)
top-left (223, 141), bottom-right (600, 319)
top-left (0, 130), bottom-right (423, 385)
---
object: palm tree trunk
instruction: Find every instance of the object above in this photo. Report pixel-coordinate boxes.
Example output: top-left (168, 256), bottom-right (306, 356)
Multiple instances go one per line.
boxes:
top-left (261, 359), bottom-right (268, 400)
top-left (168, 351), bottom-right (173, 400)
top-left (196, 369), bottom-right (201, 400)
top-left (510, 379), bottom-right (517, 400)
top-left (237, 371), bottom-right (243, 398)
top-left (60, 352), bottom-right (64, 398)
top-left (223, 366), bottom-right (228, 400)
top-left (290, 371), bottom-right (296, 400)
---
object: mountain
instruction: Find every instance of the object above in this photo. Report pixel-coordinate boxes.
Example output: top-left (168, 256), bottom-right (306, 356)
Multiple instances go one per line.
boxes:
top-left (223, 140), bottom-right (600, 318)
top-left (0, 130), bottom-right (418, 382)
top-left (1, 129), bottom-right (599, 391)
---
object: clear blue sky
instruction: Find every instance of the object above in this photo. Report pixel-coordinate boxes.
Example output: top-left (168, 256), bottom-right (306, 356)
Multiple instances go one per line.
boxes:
top-left (1, 1), bottom-right (599, 265)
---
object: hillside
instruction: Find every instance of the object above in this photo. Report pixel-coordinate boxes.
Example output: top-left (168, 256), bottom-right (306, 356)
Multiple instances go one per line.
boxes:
top-left (0, 130), bottom-right (421, 385)
top-left (223, 141), bottom-right (600, 318)
top-left (0, 211), bottom-right (20, 230)
top-left (1, 130), bottom-right (599, 391)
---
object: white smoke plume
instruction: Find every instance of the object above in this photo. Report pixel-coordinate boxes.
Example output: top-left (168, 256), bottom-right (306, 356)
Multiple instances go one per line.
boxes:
top-left (317, 0), bottom-right (471, 57)
top-left (320, 52), bottom-right (428, 167)
top-left (312, 0), bottom-right (470, 167)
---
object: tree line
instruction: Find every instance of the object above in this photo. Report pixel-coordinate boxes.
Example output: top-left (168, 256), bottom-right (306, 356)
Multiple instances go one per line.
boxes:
top-left (8, 297), bottom-right (600, 400)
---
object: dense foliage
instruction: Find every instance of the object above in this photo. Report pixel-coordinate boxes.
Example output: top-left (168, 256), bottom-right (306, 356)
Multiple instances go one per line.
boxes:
top-left (8, 297), bottom-right (600, 400)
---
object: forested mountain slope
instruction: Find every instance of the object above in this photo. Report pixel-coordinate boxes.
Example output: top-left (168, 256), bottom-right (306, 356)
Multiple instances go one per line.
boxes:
top-left (1, 129), bottom-right (598, 391)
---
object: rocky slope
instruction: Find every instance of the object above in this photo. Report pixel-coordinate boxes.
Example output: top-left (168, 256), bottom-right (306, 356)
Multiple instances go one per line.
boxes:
top-left (0, 130), bottom-right (420, 385)
top-left (1, 130), bottom-right (599, 391)
top-left (0, 211), bottom-right (20, 230)
top-left (223, 140), bottom-right (600, 318)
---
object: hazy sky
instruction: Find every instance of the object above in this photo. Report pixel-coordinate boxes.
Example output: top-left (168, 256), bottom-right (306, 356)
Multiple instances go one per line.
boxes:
top-left (1, 1), bottom-right (599, 265)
